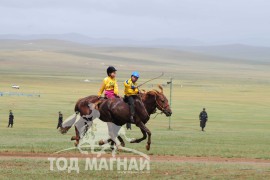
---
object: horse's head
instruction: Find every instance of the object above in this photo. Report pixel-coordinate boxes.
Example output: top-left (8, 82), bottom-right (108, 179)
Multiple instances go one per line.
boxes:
top-left (145, 85), bottom-right (172, 117)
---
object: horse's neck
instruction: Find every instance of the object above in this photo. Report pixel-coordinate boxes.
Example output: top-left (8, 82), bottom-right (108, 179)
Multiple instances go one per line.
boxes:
top-left (142, 95), bottom-right (157, 115)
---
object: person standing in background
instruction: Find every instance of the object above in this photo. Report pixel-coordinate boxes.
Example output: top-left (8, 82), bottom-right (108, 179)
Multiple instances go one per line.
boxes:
top-left (7, 110), bottom-right (14, 128)
top-left (199, 108), bottom-right (208, 131)
top-left (57, 111), bottom-right (63, 129)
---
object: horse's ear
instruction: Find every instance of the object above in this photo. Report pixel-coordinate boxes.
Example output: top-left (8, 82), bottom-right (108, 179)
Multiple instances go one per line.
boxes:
top-left (141, 89), bottom-right (146, 93)
top-left (158, 85), bottom-right (163, 93)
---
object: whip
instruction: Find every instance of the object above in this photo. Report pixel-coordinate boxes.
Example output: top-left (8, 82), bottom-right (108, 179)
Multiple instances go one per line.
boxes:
top-left (137, 72), bottom-right (164, 88)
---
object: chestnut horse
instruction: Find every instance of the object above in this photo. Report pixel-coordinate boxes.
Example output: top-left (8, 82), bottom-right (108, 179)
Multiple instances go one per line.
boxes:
top-left (61, 85), bottom-right (172, 150)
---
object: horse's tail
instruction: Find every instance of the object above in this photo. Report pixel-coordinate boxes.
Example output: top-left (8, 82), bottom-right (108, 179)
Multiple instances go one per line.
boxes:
top-left (60, 95), bottom-right (97, 135)
top-left (60, 113), bottom-right (80, 134)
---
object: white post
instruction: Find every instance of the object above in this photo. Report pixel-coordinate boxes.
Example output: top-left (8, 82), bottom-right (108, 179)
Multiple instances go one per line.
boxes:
top-left (168, 78), bottom-right (172, 130)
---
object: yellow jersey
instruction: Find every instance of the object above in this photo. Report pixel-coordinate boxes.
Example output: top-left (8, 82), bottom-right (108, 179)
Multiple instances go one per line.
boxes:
top-left (98, 76), bottom-right (119, 97)
top-left (124, 78), bottom-right (139, 96)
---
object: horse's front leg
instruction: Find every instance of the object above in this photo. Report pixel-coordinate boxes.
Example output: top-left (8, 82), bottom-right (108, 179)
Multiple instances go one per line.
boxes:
top-left (130, 122), bottom-right (151, 150)
top-left (140, 122), bottom-right (151, 150)
top-left (130, 128), bottom-right (147, 143)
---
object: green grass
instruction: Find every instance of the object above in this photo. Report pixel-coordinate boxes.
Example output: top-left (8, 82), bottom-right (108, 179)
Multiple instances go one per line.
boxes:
top-left (0, 158), bottom-right (269, 180)
top-left (0, 40), bottom-right (270, 179)
top-left (1, 77), bottom-right (269, 159)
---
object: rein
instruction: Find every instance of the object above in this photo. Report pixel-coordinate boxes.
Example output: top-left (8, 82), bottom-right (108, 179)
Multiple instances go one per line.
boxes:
top-left (138, 93), bottom-right (151, 118)
top-left (152, 111), bottom-right (163, 119)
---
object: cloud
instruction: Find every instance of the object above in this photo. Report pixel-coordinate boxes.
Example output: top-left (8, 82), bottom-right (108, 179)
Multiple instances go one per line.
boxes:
top-left (0, 0), bottom-right (270, 42)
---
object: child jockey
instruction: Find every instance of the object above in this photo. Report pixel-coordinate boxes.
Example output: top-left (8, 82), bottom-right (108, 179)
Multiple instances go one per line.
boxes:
top-left (98, 66), bottom-right (119, 99)
top-left (124, 71), bottom-right (140, 124)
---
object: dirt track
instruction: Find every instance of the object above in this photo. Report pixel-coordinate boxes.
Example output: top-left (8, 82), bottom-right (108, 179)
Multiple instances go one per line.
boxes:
top-left (1, 152), bottom-right (270, 166)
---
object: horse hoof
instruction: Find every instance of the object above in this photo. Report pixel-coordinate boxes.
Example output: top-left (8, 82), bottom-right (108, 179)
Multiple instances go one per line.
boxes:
top-left (121, 142), bottom-right (125, 147)
top-left (71, 136), bottom-right (76, 141)
top-left (74, 142), bottom-right (78, 147)
top-left (99, 140), bottom-right (104, 146)
top-left (146, 144), bottom-right (150, 151)
top-left (117, 145), bottom-right (123, 152)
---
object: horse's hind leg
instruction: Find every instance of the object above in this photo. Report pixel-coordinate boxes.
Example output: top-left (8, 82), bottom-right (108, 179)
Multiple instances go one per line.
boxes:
top-left (105, 136), bottom-right (125, 150)
top-left (98, 122), bottom-right (122, 148)
top-left (118, 136), bottom-right (125, 147)
top-left (107, 122), bottom-right (122, 147)
top-left (75, 127), bottom-right (80, 147)
top-left (71, 126), bottom-right (80, 147)
top-left (108, 139), bottom-right (115, 150)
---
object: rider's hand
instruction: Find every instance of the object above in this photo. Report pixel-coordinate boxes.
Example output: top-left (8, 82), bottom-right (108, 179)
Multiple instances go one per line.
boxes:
top-left (131, 86), bottom-right (137, 90)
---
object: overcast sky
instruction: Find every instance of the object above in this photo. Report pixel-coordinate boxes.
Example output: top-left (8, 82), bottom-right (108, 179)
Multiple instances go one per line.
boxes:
top-left (1, 0), bottom-right (270, 43)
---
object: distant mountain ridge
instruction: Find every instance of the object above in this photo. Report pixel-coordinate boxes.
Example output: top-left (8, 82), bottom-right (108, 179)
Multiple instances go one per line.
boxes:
top-left (0, 33), bottom-right (208, 47)
top-left (178, 44), bottom-right (270, 62)
top-left (1, 33), bottom-right (270, 47)
top-left (0, 34), bottom-right (270, 62)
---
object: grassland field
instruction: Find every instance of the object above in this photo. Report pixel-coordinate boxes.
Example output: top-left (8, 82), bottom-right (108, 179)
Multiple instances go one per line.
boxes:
top-left (0, 40), bottom-right (269, 179)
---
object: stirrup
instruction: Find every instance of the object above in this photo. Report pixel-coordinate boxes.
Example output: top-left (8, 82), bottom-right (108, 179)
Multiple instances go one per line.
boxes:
top-left (130, 116), bottom-right (135, 123)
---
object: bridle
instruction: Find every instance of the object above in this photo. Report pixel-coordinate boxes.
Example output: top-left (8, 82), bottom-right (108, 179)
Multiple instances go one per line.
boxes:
top-left (152, 92), bottom-right (169, 112)
top-left (143, 91), bottom-right (169, 114)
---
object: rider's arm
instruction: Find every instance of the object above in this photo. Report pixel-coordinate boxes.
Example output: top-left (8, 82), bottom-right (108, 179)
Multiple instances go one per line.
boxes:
top-left (98, 79), bottom-right (106, 97)
top-left (114, 80), bottom-right (119, 96)
top-left (124, 80), bottom-right (137, 89)
top-left (133, 82), bottom-right (139, 93)
top-left (124, 80), bottom-right (139, 94)
top-left (124, 80), bottom-right (131, 88)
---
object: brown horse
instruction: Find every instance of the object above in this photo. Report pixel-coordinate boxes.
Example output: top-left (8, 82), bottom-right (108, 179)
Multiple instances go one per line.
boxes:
top-left (61, 85), bottom-right (172, 150)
